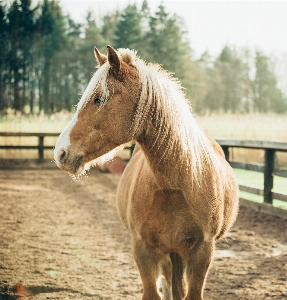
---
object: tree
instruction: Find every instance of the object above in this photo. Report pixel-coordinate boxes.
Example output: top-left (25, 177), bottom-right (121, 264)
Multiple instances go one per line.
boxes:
top-left (113, 4), bottom-right (142, 50)
top-left (101, 11), bottom-right (119, 46)
top-left (1, 0), bottom-right (286, 116)
top-left (37, 0), bottom-right (66, 114)
top-left (0, 0), bottom-right (8, 112)
top-left (79, 11), bottom-right (106, 82)
top-left (141, 0), bottom-right (150, 31)
top-left (59, 16), bottom-right (82, 111)
top-left (5, 0), bottom-right (38, 113)
top-left (146, 5), bottom-right (191, 86)
top-left (214, 46), bottom-right (252, 113)
top-left (253, 51), bottom-right (287, 113)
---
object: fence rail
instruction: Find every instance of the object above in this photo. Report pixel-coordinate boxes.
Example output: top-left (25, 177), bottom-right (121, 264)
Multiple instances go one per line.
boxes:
top-left (217, 139), bottom-right (287, 219)
top-left (0, 132), bottom-right (59, 163)
top-left (1, 133), bottom-right (286, 217)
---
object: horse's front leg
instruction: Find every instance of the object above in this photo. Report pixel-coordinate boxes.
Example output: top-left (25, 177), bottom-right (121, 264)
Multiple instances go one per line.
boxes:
top-left (132, 238), bottom-right (162, 300)
top-left (184, 239), bottom-right (215, 300)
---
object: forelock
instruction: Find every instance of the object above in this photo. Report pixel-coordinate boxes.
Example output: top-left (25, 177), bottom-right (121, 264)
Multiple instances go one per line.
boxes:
top-left (77, 63), bottom-right (110, 111)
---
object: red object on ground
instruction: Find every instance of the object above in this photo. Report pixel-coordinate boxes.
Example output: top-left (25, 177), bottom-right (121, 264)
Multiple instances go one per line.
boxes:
top-left (98, 156), bottom-right (125, 173)
top-left (16, 284), bottom-right (33, 299)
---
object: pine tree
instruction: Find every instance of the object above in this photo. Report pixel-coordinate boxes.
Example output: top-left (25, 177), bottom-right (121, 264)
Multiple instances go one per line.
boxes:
top-left (141, 0), bottom-right (150, 30)
top-left (6, 0), bottom-right (38, 113)
top-left (145, 4), bottom-right (192, 102)
top-left (253, 51), bottom-right (287, 113)
top-left (147, 5), bottom-right (191, 76)
top-left (0, 0), bottom-right (8, 112)
top-left (79, 11), bottom-right (106, 83)
top-left (101, 11), bottom-right (119, 46)
top-left (1, 0), bottom-right (286, 116)
top-left (48, 15), bottom-right (81, 113)
top-left (113, 4), bottom-right (142, 50)
top-left (37, 0), bottom-right (66, 114)
top-left (20, 0), bottom-right (38, 114)
top-left (197, 52), bottom-right (223, 113)
top-left (215, 46), bottom-right (251, 113)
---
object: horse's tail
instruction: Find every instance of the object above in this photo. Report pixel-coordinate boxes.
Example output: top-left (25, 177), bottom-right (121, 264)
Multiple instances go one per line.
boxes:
top-left (170, 252), bottom-right (185, 300)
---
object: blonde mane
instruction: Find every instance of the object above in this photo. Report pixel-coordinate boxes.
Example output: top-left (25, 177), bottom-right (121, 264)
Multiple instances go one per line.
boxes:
top-left (126, 50), bottom-right (224, 186)
top-left (78, 48), bottom-right (225, 186)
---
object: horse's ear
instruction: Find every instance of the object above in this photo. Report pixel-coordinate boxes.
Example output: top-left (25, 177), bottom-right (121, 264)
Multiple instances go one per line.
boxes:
top-left (94, 47), bottom-right (107, 66)
top-left (107, 45), bottom-right (121, 74)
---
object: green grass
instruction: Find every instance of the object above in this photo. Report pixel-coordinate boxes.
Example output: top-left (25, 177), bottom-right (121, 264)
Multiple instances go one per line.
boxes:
top-left (233, 168), bottom-right (287, 210)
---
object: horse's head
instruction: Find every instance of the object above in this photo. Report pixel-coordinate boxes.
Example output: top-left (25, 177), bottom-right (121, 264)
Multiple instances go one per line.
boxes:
top-left (54, 46), bottom-right (140, 175)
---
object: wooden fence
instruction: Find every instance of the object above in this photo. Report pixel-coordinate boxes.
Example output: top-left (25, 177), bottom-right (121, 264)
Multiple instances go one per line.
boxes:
top-left (1, 133), bottom-right (287, 217)
top-left (218, 139), bottom-right (287, 218)
top-left (0, 132), bottom-right (59, 163)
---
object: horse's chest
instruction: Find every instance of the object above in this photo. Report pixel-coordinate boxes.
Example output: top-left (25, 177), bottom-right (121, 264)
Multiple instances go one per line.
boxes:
top-left (139, 189), bottom-right (202, 254)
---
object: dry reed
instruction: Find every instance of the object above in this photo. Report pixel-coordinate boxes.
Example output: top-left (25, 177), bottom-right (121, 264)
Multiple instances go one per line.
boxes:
top-left (0, 113), bottom-right (286, 166)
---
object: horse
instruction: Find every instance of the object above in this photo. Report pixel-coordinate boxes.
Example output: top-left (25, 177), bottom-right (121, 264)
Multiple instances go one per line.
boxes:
top-left (54, 45), bottom-right (239, 300)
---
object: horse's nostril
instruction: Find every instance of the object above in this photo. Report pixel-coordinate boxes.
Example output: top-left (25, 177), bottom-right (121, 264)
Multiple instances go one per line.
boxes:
top-left (59, 149), bottom-right (67, 163)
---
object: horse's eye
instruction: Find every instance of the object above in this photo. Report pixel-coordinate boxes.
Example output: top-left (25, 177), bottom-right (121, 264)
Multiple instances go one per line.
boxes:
top-left (94, 96), bottom-right (103, 106)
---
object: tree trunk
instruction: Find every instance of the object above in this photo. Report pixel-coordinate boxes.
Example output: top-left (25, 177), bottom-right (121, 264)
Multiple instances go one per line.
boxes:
top-left (43, 56), bottom-right (51, 114)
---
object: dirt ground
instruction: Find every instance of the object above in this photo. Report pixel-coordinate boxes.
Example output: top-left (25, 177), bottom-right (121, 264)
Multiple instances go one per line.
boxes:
top-left (0, 168), bottom-right (286, 300)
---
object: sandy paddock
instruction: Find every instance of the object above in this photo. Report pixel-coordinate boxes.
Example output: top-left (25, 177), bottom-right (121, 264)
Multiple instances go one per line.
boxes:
top-left (0, 168), bottom-right (286, 299)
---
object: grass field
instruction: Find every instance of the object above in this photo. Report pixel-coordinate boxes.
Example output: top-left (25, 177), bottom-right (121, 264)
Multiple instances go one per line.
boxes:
top-left (2, 112), bottom-right (286, 163)
top-left (195, 113), bottom-right (287, 142)
top-left (195, 113), bottom-right (287, 167)
top-left (0, 110), bottom-right (72, 133)
top-left (0, 111), bottom-right (72, 159)
top-left (1, 112), bottom-right (287, 139)
top-left (0, 113), bottom-right (287, 209)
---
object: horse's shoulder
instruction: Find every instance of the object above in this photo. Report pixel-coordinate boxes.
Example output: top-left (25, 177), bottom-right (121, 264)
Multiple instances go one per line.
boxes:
top-left (206, 135), bottom-right (225, 158)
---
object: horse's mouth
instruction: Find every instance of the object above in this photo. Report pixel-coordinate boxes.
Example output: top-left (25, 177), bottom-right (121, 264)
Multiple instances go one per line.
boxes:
top-left (55, 154), bottom-right (85, 175)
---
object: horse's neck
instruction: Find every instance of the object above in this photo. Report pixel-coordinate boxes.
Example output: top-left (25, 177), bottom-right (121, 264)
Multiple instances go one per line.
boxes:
top-left (137, 124), bottom-right (190, 189)
top-left (134, 74), bottom-right (213, 189)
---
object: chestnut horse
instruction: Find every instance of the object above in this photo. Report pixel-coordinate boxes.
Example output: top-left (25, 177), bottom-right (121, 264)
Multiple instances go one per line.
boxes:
top-left (54, 46), bottom-right (239, 300)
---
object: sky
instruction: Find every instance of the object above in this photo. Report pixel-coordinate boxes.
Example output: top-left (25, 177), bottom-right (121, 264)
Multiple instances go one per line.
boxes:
top-left (59, 0), bottom-right (287, 59)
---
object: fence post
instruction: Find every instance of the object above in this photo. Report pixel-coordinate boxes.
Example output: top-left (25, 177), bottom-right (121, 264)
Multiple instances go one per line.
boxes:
top-left (38, 136), bottom-right (44, 163)
top-left (221, 146), bottom-right (230, 163)
top-left (264, 149), bottom-right (275, 204)
top-left (129, 144), bottom-right (135, 158)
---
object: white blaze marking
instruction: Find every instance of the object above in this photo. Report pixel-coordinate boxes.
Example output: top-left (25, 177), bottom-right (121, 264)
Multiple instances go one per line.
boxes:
top-left (54, 112), bottom-right (78, 163)
top-left (54, 62), bottom-right (110, 165)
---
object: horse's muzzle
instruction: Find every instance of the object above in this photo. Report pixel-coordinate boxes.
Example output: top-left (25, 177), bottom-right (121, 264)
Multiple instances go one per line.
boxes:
top-left (54, 148), bottom-right (84, 175)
